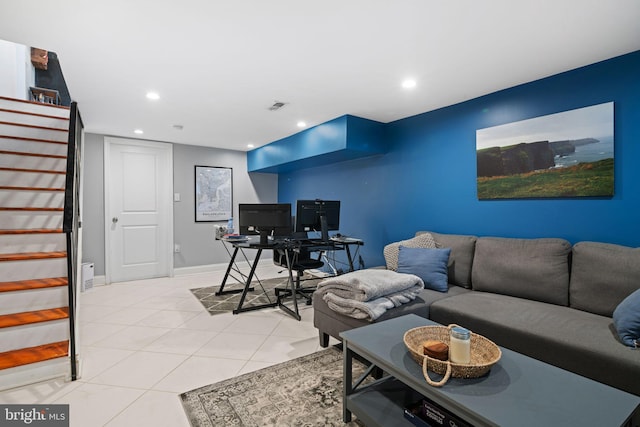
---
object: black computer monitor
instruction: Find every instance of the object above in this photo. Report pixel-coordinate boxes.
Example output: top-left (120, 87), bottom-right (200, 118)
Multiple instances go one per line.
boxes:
top-left (295, 200), bottom-right (340, 242)
top-left (238, 203), bottom-right (292, 245)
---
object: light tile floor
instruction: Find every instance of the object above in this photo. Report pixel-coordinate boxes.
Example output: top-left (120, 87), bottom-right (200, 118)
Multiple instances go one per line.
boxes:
top-left (0, 265), bottom-right (337, 426)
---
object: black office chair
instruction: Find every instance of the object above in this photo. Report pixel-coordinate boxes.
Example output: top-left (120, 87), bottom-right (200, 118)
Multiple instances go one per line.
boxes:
top-left (273, 233), bottom-right (324, 305)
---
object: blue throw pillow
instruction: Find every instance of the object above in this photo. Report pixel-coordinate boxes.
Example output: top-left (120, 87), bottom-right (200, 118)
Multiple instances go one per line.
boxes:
top-left (397, 246), bottom-right (451, 292)
top-left (613, 289), bottom-right (640, 348)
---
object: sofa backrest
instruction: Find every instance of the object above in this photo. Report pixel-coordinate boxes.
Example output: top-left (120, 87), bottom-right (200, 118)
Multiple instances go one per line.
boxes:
top-left (416, 231), bottom-right (477, 289)
top-left (471, 237), bottom-right (571, 306)
top-left (569, 241), bottom-right (640, 317)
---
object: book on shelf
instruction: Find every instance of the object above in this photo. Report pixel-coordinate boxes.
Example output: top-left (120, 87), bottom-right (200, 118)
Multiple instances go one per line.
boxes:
top-left (404, 398), bottom-right (473, 427)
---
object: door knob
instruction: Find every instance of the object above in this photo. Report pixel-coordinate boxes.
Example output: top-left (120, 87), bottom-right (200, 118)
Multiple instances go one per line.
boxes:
top-left (112, 217), bottom-right (119, 223)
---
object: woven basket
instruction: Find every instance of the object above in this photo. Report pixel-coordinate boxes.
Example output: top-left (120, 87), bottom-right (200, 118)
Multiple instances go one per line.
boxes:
top-left (403, 324), bottom-right (501, 387)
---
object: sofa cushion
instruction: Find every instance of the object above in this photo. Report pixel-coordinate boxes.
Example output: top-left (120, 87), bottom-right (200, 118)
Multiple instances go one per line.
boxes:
top-left (397, 246), bottom-right (451, 292)
top-left (570, 241), bottom-right (640, 317)
top-left (417, 231), bottom-right (477, 288)
top-left (430, 292), bottom-right (640, 396)
top-left (384, 233), bottom-right (437, 271)
top-left (612, 289), bottom-right (640, 348)
top-left (471, 237), bottom-right (571, 306)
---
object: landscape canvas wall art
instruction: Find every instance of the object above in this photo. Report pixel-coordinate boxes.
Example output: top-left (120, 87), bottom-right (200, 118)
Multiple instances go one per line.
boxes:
top-left (476, 102), bottom-right (614, 199)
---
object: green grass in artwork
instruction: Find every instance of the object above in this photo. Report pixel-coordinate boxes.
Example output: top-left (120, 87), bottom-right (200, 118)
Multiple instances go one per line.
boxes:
top-left (477, 158), bottom-right (614, 199)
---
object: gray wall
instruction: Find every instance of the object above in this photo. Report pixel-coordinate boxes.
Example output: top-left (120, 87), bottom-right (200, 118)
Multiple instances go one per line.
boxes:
top-left (172, 143), bottom-right (278, 269)
top-left (81, 133), bottom-right (278, 276)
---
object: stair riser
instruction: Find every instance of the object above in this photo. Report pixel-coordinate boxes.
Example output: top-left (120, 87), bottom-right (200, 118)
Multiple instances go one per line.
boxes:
top-left (0, 320), bottom-right (69, 353)
top-left (0, 137), bottom-right (67, 156)
top-left (0, 154), bottom-right (66, 172)
top-left (0, 110), bottom-right (69, 129)
top-left (0, 287), bottom-right (67, 316)
top-left (0, 189), bottom-right (65, 208)
top-left (0, 170), bottom-right (66, 188)
top-left (0, 99), bottom-right (70, 119)
top-left (0, 233), bottom-right (66, 255)
top-left (0, 357), bottom-right (71, 391)
top-left (0, 124), bottom-right (68, 143)
top-left (0, 258), bottom-right (67, 281)
top-left (0, 211), bottom-right (63, 230)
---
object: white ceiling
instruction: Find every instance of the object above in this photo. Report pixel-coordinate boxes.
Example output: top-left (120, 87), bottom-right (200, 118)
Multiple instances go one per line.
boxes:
top-left (1, 1), bottom-right (639, 151)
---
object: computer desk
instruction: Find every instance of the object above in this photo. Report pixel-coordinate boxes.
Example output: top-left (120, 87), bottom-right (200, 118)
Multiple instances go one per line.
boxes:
top-left (217, 236), bottom-right (364, 320)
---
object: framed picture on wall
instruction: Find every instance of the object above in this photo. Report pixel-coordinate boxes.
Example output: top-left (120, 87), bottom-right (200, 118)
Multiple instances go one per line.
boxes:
top-left (476, 102), bottom-right (614, 199)
top-left (195, 165), bottom-right (232, 222)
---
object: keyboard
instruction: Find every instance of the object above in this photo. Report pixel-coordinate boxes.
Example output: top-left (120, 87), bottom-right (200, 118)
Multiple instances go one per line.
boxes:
top-left (330, 236), bottom-right (362, 243)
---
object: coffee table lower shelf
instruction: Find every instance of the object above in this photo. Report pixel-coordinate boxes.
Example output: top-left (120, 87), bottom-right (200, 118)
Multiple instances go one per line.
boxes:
top-left (346, 376), bottom-right (436, 427)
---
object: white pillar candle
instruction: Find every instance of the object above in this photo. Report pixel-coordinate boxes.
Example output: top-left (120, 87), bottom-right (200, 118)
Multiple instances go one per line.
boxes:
top-left (449, 326), bottom-right (471, 364)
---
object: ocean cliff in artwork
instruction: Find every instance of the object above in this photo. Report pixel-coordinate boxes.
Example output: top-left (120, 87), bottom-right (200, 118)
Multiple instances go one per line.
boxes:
top-left (477, 138), bottom-right (599, 177)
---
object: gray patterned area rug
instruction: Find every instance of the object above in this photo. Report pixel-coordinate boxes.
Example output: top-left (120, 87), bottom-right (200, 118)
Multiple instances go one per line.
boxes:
top-left (180, 346), bottom-right (366, 426)
top-left (190, 276), bottom-right (321, 315)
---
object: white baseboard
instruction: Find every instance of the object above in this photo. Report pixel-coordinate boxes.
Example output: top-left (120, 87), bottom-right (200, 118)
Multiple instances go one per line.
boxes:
top-left (173, 258), bottom-right (275, 276)
top-left (89, 258), bottom-right (275, 287)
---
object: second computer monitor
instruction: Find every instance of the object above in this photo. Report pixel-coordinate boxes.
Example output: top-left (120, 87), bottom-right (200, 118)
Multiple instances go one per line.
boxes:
top-left (295, 200), bottom-right (340, 242)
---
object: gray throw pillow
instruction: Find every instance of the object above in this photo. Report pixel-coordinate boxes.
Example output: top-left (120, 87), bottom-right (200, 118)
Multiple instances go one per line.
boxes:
top-left (383, 233), bottom-right (437, 271)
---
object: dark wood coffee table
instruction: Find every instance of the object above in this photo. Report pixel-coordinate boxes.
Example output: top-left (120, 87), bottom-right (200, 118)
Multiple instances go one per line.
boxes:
top-left (340, 314), bottom-right (639, 426)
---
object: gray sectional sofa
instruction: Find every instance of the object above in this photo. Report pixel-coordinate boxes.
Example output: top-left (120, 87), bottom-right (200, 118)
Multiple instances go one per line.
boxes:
top-left (312, 231), bottom-right (640, 396)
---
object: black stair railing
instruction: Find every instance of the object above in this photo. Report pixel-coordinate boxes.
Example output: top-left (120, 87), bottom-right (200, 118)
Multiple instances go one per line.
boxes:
top-left (63, 101), bottom-right (83, 381)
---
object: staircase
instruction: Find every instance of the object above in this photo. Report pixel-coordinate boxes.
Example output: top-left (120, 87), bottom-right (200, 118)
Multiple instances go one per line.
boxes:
top-left (0, 96), bottom-right (81, 389)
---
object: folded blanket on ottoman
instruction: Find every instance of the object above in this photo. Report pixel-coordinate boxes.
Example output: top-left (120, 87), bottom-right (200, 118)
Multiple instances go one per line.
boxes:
top-left (316, 269), bottom-right (424, 301)
top-left (317, 269), bottom-right (424, 320)
top-left (323, 285), bottom-right (423, 320)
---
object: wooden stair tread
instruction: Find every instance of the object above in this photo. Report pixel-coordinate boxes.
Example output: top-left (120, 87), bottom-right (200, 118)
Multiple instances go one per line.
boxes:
top-left (0, 228), bottom-right (63, 234)
top-left (0, 186), bottom-right (64, 192)
top-left (0, 307), bottom-right (69, 328)
top-left (0, 107), bottom-right (70, 121)
top-left (0, 277), bottom-right (68, 293)
top-left (0, 149), bottom-right (66, 158)
top-left (0, 120), bottom-right (68, 133)
top-left (0, 135), bottom-right (68, 145)
top-left (0, 207), bottom-right (64, 212)
top-left (0, 251), bottom-right (66, 261)
top-left (0, 341), bottom-right (69, 370)
top-left (0, 166), bottom-right (66, 175)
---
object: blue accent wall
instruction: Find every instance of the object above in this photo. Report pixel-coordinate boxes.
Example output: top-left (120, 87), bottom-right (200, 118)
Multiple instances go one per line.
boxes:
top-left (278, 51), bottom-right (640, 268)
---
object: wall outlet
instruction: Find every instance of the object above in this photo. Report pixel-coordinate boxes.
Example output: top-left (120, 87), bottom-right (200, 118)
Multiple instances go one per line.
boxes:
top-left (174, 193), bottom-right (181, 202)
top-left (174, 243), bottom-right (181, 253)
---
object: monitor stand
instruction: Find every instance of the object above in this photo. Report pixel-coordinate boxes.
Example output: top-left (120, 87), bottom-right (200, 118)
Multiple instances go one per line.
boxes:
top-left (259, 231), bottom-right (269, 245)
top-left (320, 215), bottom-right (329, 242)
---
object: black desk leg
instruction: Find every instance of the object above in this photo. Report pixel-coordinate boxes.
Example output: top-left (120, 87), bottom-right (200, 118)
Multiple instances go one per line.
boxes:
top-left (217, 246), bottom-right (254, 295)
top-left (233, 248), bottom-right (277, 314)
top-left (277, 248), bottom-right (301, 321)
top-left (345, 245), bottom-right (355, 272)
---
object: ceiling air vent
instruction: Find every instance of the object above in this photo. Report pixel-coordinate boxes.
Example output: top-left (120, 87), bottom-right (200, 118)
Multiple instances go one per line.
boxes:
top-left (268, 101), bottom-right (286, 111)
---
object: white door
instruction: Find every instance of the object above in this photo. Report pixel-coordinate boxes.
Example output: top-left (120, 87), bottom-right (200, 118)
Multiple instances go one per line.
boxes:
top-left (104, 137), bottom-right (173, 283)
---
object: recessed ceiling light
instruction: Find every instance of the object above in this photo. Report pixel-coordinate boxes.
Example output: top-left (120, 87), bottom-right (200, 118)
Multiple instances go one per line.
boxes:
top-left (297, 121), bottom-right (307, 128)
top-left (247, 143), bottom-right (255, 148)
top-left (401, 79), bottom-right (417, 89)
top-left (134, 129), bottom-right (144, 134)
top-left (146, 92), bottom-right (160, 100)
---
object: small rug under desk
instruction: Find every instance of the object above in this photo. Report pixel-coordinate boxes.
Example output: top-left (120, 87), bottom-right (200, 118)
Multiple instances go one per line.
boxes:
top-left (180, 346), bottom-right (365, 427)
top-left (190, 275), bottom-right (323, 316)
